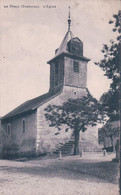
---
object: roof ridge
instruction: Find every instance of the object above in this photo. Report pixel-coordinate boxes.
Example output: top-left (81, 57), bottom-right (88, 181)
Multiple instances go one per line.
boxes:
top-left (55, 30), bottom-right (74, 56)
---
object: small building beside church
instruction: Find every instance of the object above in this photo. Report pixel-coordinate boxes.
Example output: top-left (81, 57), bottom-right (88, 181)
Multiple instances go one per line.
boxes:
top-left (98, 120), bottom-right (120, 152)
top-left (1, 13), bottom-right (91, 158)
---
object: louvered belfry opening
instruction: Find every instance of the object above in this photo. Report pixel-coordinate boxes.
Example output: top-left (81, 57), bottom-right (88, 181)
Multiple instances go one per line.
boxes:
top-left (67, 37), bottom-right (83, 57)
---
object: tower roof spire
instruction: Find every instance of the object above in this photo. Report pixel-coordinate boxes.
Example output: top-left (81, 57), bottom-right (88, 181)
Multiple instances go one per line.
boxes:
top-left (53, 6), bottom-right (74, 57)
top-left (68, 6), bottom-right (71, 31)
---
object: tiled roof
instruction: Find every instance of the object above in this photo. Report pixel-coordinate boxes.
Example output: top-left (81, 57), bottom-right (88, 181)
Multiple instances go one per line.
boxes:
top-left (55, 30), bottom-right (74, 56)
top-left (1, 86), bottom-right (63, 120)
top-left (48, 30), bottom-right (90, 64)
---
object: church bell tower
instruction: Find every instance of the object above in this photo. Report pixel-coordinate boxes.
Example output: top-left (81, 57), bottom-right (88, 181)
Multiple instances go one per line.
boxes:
top-left (48, 8), bottom-right (90, 93)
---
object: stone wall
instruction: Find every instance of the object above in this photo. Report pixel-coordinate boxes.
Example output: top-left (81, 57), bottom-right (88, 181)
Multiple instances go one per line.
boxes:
top-left (1, 111), bottom-right (37, 158)
top-left (49, 56), bottom-right (64, 90)
top-left (36, 86), bottom-right (88, 155)
top-left (64, 56), bottom-right (87, 88)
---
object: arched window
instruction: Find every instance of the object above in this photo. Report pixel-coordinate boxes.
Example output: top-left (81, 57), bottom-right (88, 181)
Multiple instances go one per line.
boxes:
top-left (7, 124), bottom-right (11, 135)
top-left (22, 119), bottom-right (26, 133)
top-left (55, 62), bottom-right (59, 86)
top-left (55, 62), bottom-right (59, 74)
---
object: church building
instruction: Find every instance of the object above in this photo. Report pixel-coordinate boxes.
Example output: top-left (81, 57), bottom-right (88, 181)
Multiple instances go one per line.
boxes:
top-left (1, 11), bottom-right (91, 158)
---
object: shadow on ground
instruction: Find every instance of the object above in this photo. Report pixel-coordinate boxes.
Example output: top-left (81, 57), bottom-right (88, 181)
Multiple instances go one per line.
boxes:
top-left (0, 157), bottom-right (119, 184)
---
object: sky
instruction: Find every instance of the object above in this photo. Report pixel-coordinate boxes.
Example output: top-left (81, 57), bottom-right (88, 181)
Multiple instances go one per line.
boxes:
top-left (0, 0), bottom-right (120, 117)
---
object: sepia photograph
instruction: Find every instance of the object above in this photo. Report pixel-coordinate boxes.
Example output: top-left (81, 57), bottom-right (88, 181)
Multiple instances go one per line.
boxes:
top-left (0, 0), bottom-right (120, 194)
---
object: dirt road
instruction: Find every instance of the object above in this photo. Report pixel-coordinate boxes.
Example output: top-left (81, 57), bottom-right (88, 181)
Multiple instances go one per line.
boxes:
top-left (0, 153), bottom-right (119, 195)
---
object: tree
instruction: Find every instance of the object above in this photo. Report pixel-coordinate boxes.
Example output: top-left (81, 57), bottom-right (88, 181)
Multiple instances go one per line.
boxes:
top-left (95, 11), bottom-right (121, 121)
top-left (44, 94), bottom-right (105, 155)
top-left (98, 123), bottom-right (120, 151)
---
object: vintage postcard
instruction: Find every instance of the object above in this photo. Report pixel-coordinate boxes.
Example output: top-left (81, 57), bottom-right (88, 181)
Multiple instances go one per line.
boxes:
top-left (0, 0), bottom-right (120, 194)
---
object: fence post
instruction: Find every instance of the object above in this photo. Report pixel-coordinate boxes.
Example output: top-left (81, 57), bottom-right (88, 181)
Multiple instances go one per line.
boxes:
top-left (80, 150), bottom-right (83, 157)
top-left (103, 149), bottom-right (106, 156)
top-left (59, 150), bottom-right (62, 160)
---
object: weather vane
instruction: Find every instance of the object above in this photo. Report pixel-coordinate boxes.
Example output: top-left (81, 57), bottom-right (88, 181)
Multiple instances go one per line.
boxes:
top-left (68, 6), bottom-right (71, 31)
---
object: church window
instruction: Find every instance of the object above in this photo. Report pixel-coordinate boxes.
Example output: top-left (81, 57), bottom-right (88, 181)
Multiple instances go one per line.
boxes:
top-left (74, 60), bottom-right (79, 73)
top-left (55, 62), bottom-right (59, 86)
top-left (22, 119), bottom-right (26, 133)
top-left (55, 62), bottom-right (59, 74)
top-left (7, 124), bottom-right (11, 135)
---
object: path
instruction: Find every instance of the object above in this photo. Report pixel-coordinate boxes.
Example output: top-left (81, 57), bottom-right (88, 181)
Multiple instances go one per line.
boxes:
top-left (0, 152), bottom-right (119, 195)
